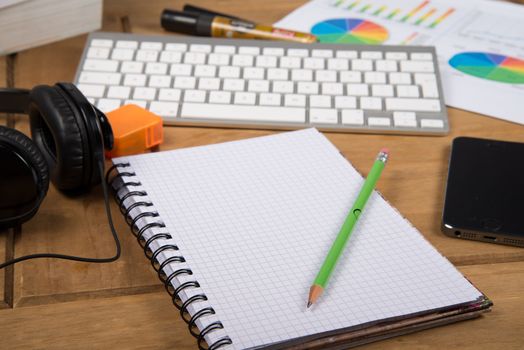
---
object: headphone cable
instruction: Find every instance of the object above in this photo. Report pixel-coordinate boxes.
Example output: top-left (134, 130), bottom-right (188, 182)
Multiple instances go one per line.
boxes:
top-left (0, 161), bottom-right (121, 269)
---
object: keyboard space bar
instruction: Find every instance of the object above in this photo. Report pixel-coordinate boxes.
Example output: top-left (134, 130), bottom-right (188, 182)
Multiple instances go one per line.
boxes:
top-left (181, 103), bottom-right (306, 123)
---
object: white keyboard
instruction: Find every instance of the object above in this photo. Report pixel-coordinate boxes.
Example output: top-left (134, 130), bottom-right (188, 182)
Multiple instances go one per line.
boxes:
top-left (75, 32), bottom-right (449, 135)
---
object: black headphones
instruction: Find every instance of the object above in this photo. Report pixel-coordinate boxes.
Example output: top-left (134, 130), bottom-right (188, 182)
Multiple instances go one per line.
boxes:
top-left (0, 83), bottom-right (120, 268)
top-left (0, 83), bottom-right (113, 229)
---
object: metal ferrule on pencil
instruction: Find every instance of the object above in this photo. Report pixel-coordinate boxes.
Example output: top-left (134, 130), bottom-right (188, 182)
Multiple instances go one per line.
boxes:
top-left (377, 151), bottom-right (389, 163)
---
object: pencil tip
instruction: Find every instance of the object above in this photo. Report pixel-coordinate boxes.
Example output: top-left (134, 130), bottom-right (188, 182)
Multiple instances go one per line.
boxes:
top-left (307, 302), bottom-right (312, 308)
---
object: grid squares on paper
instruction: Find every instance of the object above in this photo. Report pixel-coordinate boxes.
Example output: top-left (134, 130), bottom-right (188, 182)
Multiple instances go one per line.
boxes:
top-left (116, 129), bottom-right (482, 350)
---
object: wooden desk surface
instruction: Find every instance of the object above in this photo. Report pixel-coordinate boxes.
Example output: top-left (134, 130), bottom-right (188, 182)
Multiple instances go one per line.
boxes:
top-left (1, 0), bottom-right (523, 349)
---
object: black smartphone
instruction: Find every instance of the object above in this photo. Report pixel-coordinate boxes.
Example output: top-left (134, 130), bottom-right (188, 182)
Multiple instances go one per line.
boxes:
top-left (442, 137), bottom-right (524, 247)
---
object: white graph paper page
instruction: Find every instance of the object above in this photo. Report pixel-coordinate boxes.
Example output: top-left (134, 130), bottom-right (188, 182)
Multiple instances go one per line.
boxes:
top-left (116, 129), bottom-right (483, 349)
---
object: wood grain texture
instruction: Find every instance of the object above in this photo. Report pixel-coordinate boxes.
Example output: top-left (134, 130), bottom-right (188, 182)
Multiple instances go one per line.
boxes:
top-left (0, 262), bottom-right (522, 349)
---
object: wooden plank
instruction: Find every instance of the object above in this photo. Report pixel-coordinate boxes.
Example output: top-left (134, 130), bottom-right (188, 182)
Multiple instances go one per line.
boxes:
top-left (0, 261), bottom-right (522, 349)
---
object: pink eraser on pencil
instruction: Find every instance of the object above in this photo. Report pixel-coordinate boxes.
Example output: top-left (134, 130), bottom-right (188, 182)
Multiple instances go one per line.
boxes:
top-left (380, 148), bottom-right (389, 154)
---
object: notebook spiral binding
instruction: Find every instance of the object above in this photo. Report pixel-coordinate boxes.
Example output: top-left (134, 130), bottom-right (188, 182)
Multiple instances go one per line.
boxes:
top-left (107, 163), bottom-right (233, 350)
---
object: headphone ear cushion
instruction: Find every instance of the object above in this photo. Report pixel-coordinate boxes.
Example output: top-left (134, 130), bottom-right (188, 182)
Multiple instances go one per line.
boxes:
top-left (0, 125), bottom-right (49, 207)
top-left (29, 85), bottom-right (89, 191)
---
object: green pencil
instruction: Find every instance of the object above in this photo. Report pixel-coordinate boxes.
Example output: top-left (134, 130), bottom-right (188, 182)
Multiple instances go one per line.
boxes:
top-left (307, 148), bottom-right (390, 308)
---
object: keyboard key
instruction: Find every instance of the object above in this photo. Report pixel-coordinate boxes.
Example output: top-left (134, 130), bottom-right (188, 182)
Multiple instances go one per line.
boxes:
top-left (385, 98), bottom-right (441, 112)
top-left (315, 70), bottom-right (337, 82)
top-left (158, 88), bottom-right (181, 101)
top-left (284, 94), bottom-right (306, 107)
top-left (421, 81), bottom-right (439, 98)
top-left (184, 89), bottom-right (206, 103)
top-left (136, 50), bottom-right (159, 62)
top-left (232, 54), bottom-right (254, 67)
top-left (133, 87), bottom-right (156, 100)
top-left (309, 95), bottom-right (331, 108)
top-left (141, 42), bottom-right (163, 50)
top-left (303, 57), bottom-right (324, 70)
top-left (340, 71), bottom-right (362, 83)
top-left (368, 117), bottom-right (391, 126)
top-left (272, 81), bottom-right (294, 94)
top-left (174, 76), bottom-right (196, 89)
top-left (234, 92), bottom-right (256, 105)
top-left (361, 51), bottom-right (382, 59)
top-left (297, 82), bottom-right (319, 95)
top-left (400, 60), bottom-right (434, 73)
top-left (256, 55), bottom-right (277, 68)
top-left (385, 52), bottom-right (407, 60)
top-left (149, 101), bottom-right (179, 117)
top-left (280, 56), bottom-right (301, 69)
top-left (145, 62), bottom-right (167, 75)
top-left (97, 98), bottom-right (121, 112)
top-left (257, 92), bottom-right (280, 106)
top-left (219, 66), bottom-right (240, 78)
top-left (214, 45), bottom-right (235, 54)
top-left (91, 39), bottom-right (113, 47)
top-left (208, 53), bottom-right (230, 66)
top-left (263, 47), bottom-right (284, 56)
top-left (121, 61), bottom-right (143, 73)
top-left (421, 119), bottom-right (444, 128)
top-left (311, 49), bottom-right (333, 58)
top-left (322, 83), bottom-right (343, 96)
top-left (414, 73), bottom-right (437, 85)
top-left (393, 112), bottom-right (417, 127)
top-left (116, 40), bottom-right (138, 49)
top-left (336, 50), bottom-right (357, 59)
top-left (346, 84), bottom-right (368, 96)
top-left (83, 59), bottom-right (119, 72)
top-left (310, 108), bottom-right (337, 124)
top-left (248, 80), bottom-right (270, 92)
top-left (244, 67), bottom-right (265, 80)
top-left (364, 72), bottom-right (386, 84)
top-left (334, 96), bottom-right (356, 109)
top-left (160, 51), bottom-right (182, 63)
top-left (198, 77), bottom-right (220, 90)
top-left (341, 110), bottom-right (364, 125)
top-left (267, 68), bottom-right (288, 81)
top-left (77, 84), bottom-right (105, 98)
top-left (79, 72), bottom-right (121, 85)
top-left (190, 44), bottom-right (211, 53)
top-left (239, 46), bottom-right (260, 55)
top-left (372, 84), bottom-right (394, 97)
top-left (123, 74), bottom-right (146, 86)
top-left (352, 59), bottom-right (373, 71)
top-left (389, 72), bottom-right (411, 85)
top-left (360, 97), bottom-right (382, 110)
top-left (170, 64), bottom-right (192, 76)
top-left (291, 69), bottom-right (313, 82)
top-left (184, 52), bottom-right (206, 64)
top-left (327, 58), bottom-right (349, 71)
top-left (375, 60), bottom-right (397, 72)
top-left (209, 91), bottom-right (232, 104)
top-left (397, 85), bottom-right (420, 98)
top-left (287, 48), bottom-right (308, 57)
top-left (165, 43), bottom-right (187, 51)
top-left (223, 79), bottom-right (245, 91)
top-left (87, 47), bottom-right (110, 59)
top-left (411, 53), bottom-right (433, 61)
top-left (148, 75), bottom-right (171, 88)
top-left (181, 103), bottom-right (305, 123)
top-left (107, 86), bottom-right (131, 99)
top-left (194, 65), bottom-right (217, 77)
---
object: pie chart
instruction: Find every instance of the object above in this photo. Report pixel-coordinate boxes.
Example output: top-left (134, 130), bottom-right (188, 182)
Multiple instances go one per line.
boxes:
top-left (311, 18), bottom-right (388, 44)
top-left (449, 52), bottom-right (524, 84)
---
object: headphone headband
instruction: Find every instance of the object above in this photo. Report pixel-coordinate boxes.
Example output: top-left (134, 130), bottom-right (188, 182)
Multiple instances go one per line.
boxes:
top-left (0, 88), bottom-right (30, 114)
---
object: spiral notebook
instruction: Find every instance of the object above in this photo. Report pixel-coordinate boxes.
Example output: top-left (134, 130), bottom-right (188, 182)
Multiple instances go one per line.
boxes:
top-left (109, 129), bottom-right (491, 350)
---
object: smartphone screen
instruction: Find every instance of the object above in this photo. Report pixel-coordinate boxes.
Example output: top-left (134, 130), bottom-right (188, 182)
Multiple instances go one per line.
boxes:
top-left (442, 137), bottom-right (524, 245)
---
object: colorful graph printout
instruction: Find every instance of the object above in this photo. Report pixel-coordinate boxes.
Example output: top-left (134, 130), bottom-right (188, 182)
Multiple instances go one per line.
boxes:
top-left (449, 52), bottom-right (524, 84)
top-left (311, 18), bottom-right (388, 44)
